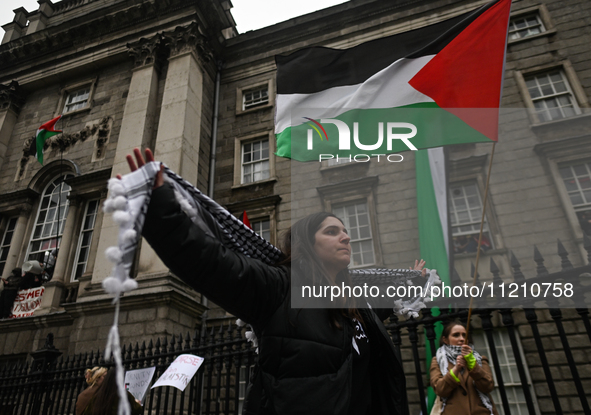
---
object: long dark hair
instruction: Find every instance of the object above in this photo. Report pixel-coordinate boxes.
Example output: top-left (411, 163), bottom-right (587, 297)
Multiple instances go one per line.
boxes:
top-left (89, 368), bottom-right (119, 414)
top-left (279, 212), bottom-right (364, 329)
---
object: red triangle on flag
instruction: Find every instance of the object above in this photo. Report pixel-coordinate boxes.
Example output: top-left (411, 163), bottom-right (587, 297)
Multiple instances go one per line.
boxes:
top-left (39, 115), bottom-right (63, 133)
top-left (240, 211), bottom-right (252, 229)
top-left (409, 0), bottom-right (511, 141)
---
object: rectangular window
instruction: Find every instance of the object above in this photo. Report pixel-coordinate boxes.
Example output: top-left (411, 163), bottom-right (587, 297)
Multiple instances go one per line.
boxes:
top-left (72, 199), bottom-right (99, 281)
top-left (0, 217), bottom-right (18, 276)
top-left (63, 86), bottom-right (91, 114)
top-left (559, 161), bottom-right (591, 236)
top-left (242, 139), bottom-right (270, 184)
top-left (449, 182), bottom-right (493, 254)
top-left (508, 14), bottom-right (545, 40)
top-left (333, 202), bottom-right (375, 267)
top-left (525, 71), bottom-right (580, 122)
top-left (473, 330), bottom-right (537, 415)
top-left (251, 218), bottom-right (271, 242)
top-left (243, 86), bottom-right (269, 110)
top-left (28, 175), bottom-right (73, 263)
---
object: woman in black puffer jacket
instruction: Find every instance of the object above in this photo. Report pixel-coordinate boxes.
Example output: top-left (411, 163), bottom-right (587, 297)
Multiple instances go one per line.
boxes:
top-left (130, 148), bottom-right (420, 415)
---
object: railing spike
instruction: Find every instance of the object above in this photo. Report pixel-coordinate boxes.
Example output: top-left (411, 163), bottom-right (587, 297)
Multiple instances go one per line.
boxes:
top-left (533, 245), bottom-right (549, 277)
top-left (147, 339), bottom-right (154, 358)
top-left (185, 332), bottom-right (192, 350)
top-left (557, 239), bottom-right (574, 270)
top-left (177, 333), bottom-right (183, 352)
top-left (133, 342), bottom-right (139, 359)
top-left (154, 338), bottom-right (161, 355)
top-left (510, 251), bottom-right (525, 283)
top-left (489, 257), bottom-right (503, 286)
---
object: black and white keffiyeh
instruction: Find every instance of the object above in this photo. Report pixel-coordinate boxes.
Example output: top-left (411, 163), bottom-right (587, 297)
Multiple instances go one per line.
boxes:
top-left (435, 344), bottom-right (494, 415)
top-left (101, 162), bottom-right (442, 412)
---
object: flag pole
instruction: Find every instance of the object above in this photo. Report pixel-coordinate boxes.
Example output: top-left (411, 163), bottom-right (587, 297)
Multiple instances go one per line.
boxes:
top-left (54, 118), bottom-right (64, 270)
top-left (465, 141), bottom-right (496, 337)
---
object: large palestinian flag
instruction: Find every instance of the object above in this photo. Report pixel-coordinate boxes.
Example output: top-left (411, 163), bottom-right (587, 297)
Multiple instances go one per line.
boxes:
top-left (274, 0), bottom-right (511, 161)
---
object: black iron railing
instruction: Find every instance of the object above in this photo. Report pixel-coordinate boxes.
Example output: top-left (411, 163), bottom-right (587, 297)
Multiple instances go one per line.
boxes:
top-left (1, 238), bottom-right (590, 415)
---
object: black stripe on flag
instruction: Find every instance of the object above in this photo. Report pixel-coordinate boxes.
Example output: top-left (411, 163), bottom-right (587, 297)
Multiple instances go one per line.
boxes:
top-left (275, 0), bottom-right (499, 94)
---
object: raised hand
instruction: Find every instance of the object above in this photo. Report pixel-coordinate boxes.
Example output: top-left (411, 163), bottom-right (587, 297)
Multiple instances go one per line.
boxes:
top-left (117, 148), bottom-right (164, 189)
top-left (411, 259), bottom-right (427, 277)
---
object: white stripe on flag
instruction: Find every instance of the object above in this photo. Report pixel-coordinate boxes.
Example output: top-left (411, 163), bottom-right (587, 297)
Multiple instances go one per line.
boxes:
top-left (275, 55), bottom-right (435, 134)
top-left (427, 147), bottom-right (449, 258)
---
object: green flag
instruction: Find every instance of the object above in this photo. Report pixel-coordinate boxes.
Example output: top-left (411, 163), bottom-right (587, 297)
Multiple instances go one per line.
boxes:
top-left (29, 115), bottom-right (62, 165)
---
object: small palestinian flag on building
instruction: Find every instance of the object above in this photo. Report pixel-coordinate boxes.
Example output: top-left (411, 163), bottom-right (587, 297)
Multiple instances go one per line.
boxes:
top-left (274, 0), bottom-right (511, 161)
top-left (29, 116), bottom-right (62, 165)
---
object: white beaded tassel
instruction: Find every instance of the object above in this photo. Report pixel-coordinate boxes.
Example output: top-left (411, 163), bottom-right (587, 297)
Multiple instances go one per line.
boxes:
top-left (101, 164), bottom-right (159, 415)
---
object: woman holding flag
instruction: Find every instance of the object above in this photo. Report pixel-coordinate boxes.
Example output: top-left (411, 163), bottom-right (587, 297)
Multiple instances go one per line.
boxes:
top-left (122, 148), bottom-right (427, 415)
top-left (430, 322), bottom-right (498, 415)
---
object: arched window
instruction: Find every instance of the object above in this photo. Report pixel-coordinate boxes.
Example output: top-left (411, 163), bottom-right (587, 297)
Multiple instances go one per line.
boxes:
top-left (27, 174), bottom-right (74, 263)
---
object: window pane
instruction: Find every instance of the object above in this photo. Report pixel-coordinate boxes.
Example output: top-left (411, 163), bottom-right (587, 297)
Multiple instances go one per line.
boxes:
top-left (243, 85), bottom-right (269, 110)
top-left (333, 201), bottom-right (374, 267)
top-left (28, 175), bottom-right (73, 266)
top-left (526, 70), bottom-right (579, 122)
top-left (241, 139), bottom-right (270, 184)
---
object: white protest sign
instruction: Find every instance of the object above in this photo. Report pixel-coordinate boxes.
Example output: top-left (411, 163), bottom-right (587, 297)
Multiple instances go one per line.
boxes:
top-left (11, 287), bottom-right (44, 318)
top-left (125, 367), bottom-right (156, 404)
top-left (151, 354), bottom-right (204, 392)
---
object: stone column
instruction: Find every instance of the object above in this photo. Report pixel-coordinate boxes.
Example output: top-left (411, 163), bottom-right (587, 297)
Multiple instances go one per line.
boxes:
top-left (37, 197), bottom-right (80, 314)
top-left (0, 81), bottom-right (26, 172)
top-left (83, 190), bottom-right (107, 279)
top-left (138, 23), bottom-right (211, 276)
top-left (91, 35), bottom-right (166, 285)
top-left (1, 205), bottom-right (31, 279)
top-left (51, 196), bottom-right (80, 283)
top-left (154, 22), bottom-right (210, 181)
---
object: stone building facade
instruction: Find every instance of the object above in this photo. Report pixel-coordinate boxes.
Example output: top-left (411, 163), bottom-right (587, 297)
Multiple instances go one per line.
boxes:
top-left (0, 0), bottom-right (590, 413)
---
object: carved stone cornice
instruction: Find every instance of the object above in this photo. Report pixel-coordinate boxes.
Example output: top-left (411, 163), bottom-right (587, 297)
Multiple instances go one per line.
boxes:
top-left (65, 168), bottom-right (111, 198)
top-left (127, 34), bottom-right (168, 69)
top-left (0, 0), bottom-right (182, 68)
top-left (0, 81), bottom-right (26, 114)
top-left (162, 22), bottom-right (213, 64)
top-left (0, 188), bottom-right (39, 213)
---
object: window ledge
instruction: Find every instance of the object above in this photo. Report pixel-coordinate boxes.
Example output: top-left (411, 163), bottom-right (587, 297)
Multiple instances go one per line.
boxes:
top-left (531, 112), bottom-right (591, 133)
top-left (508, 28), bottom-right (556, 45)
top-left (61, 106), bottom-right (91, 118)
top-left (236, 103), bottom-right (273, 116)
top-left (453, 248), bottom-right (507, 259)
top-left (320, 161), bottom-right (369, 171)
top-left (231, 177), bottom-right (277, 190)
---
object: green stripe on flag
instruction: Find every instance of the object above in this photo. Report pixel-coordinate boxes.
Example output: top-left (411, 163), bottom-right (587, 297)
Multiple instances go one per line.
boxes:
top-left (275, 103), bottom-right (492, 161)
top-left (416, 149), bottom-right (451, 413)
top-left (35, 130), bottom-right (60, 165)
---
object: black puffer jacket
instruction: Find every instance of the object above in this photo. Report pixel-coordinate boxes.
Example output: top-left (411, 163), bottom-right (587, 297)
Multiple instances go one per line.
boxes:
top-left (143, 185), bottom-right (409, 415)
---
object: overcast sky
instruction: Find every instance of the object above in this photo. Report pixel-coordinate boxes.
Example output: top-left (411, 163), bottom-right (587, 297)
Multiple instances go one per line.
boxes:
top-left (1, 0), bottom-right (348, 35)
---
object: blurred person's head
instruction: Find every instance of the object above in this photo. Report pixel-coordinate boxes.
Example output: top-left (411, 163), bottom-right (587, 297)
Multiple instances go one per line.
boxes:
top-left (85, 366), bottom-right (108, 386)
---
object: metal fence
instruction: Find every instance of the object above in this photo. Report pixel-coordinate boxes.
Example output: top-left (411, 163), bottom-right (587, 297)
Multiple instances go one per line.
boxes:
top-left (0, 324), bottom-right (257, 415)
top-left (1, 239), bottom-right (590, 415)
